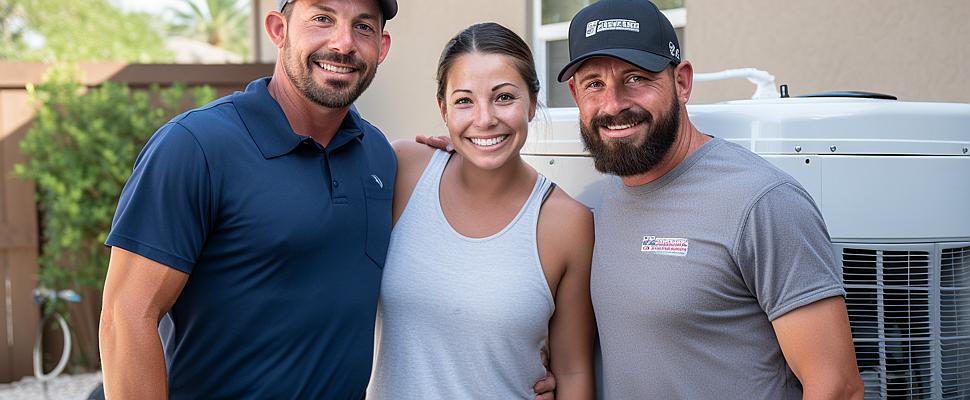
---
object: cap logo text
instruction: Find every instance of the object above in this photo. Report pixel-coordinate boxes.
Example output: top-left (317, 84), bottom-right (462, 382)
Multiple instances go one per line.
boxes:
top-left (669, 41), bottom-right (680, 60)
top-left (585, 19), bottom-right (640, 37)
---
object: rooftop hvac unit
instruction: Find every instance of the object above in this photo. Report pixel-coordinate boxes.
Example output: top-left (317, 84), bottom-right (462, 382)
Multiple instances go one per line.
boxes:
top-left (524, 74), bottom-right (970, 399)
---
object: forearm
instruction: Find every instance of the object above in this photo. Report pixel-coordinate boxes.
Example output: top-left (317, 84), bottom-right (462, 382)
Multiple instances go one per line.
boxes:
top-left (801, 366), bottom-right (865, 400)
top-left (100, 311), bottom-right (168, 400)
top-left (550, 370), bottom-right (595, 400)
top-left (801, 373), bottom-right (864, 400)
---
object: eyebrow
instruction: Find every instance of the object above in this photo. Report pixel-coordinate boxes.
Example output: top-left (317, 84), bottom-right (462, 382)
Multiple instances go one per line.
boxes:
top-left (450, 82), bottom-right (520, 96)
top-left (578, 67), bottom-right (653, 83)
top-left (576, 72), bottom-right (602, 84)
top-left (492, 82), bottom-right (518, 91)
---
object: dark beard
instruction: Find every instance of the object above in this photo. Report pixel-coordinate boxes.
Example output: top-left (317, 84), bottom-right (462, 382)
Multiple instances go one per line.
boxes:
top-left (579, 93), bottom-right (680, 177)
top-left (282, 40), bottom-right (376, 109)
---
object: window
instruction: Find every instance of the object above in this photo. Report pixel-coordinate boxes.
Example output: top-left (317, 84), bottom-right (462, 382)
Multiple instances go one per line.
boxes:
top-left (533, 0), bottom-right (686, 107)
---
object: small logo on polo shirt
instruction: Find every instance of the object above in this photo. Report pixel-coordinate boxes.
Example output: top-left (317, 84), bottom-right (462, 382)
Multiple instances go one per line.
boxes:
top-left (371, 174), bottom-right (383, 189)
top-left (641, 236), bottom-right (688, 256)
top-left (585, 19), bottom-right (640, 37)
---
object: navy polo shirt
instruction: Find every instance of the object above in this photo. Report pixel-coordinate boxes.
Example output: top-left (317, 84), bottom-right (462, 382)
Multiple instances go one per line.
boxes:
top-left (106, 77), bottom-right (396, 399)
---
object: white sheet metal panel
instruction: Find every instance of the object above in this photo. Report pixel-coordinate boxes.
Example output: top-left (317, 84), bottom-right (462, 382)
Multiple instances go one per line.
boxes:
top-left (691, 99), bottom-right (970, 156)
top-left (817, 155), bottom-right (970, 241)
top-left (525, 99), bottom-right (970, 156)
top-left (522, 155), bottom-right (607, 210)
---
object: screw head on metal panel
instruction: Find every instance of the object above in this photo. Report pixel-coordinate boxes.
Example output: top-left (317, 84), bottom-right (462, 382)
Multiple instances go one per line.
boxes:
top-left (830, 145), bottom-right (837, 152)
top-left (549, 159), bottom-right (555, 165)
top-left (964, 147), bottom-right (968, 154)
top-left (794, 146), bottom-right (802, 153)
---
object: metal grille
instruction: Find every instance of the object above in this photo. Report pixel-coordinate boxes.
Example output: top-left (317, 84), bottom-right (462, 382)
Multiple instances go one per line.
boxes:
top-left (941, 246), bottom-right (970, 398)
top-left (843, 247), bottom-right (934, 400)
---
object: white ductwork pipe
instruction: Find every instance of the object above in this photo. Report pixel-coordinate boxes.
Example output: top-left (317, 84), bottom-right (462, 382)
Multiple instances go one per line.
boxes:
top-left (694, 68), bottom-right (780, 100)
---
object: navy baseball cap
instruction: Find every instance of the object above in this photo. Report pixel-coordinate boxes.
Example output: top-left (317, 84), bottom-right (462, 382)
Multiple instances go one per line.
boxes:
top-left (557, 0), bottom-right (681, 82)
top-left (278, 0), bottom-right (398, 21)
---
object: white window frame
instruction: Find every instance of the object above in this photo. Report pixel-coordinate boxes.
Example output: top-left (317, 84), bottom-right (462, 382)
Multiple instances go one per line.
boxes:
top-left (532, 1), bottom-right (686, 107)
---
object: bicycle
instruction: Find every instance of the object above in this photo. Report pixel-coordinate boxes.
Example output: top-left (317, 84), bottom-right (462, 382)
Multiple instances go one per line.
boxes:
top-left (31, 287), bottom-right (80, 382)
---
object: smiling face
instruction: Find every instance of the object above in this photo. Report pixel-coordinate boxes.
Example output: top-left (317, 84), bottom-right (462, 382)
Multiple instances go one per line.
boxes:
top-left (280, 0), bottom-right (390, 108)
top-left (569, 56), bottom-right (681, 176)
top-left (439, 52), bottom-right (537, 171)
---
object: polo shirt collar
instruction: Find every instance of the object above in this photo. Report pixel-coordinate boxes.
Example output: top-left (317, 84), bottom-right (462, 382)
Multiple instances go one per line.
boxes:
top-left (235, 77), bottom-right (365, 158)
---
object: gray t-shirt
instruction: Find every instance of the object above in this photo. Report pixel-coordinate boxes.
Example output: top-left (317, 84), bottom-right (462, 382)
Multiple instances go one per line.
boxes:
top-left (590, 137), bottom-right (844, 400)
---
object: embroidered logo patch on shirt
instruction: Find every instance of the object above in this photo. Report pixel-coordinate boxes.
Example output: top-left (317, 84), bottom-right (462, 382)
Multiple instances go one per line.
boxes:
top-left (641, 236), bottom-right (689, 256)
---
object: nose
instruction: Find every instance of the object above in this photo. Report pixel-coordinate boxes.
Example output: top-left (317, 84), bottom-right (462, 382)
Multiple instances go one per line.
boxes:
top-left (328, 23), bottom-right (356, 55)
top-left (473, 103), bottom-right (498, 129)
top-left (600, 83), bottom-right (632, 117)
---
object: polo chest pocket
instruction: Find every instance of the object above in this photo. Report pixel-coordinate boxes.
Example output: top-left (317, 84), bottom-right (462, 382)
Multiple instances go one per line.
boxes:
top-left (362, 175), bottom-right (393, 268)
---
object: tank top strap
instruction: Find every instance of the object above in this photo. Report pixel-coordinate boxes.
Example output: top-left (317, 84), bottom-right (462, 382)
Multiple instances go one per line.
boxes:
top-left (518, 173), bottom-right (554, 232)
top-left (411, 149), bottom-right (452, 202)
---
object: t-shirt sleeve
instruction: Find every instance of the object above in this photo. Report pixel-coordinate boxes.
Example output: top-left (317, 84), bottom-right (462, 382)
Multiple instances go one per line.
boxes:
top-left (734, 182), bottom-right (845, 321)
top-left (105, 122), bottom-right (212, 274)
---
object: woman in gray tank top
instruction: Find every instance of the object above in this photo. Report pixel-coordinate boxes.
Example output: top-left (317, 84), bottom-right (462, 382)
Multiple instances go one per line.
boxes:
top-left (367, 23), bottom-right (595, 399)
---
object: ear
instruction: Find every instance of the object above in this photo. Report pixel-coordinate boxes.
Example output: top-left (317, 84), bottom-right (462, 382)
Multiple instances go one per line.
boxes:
top-left (437, 99), bottom-right (448, 124)
top-left (673, 60), bottom-right (693, 105)
top-left (568, 78), bottom-right (579, 102)
top-left (265, 11), bottom-right (287, 49)
top-left (377, 31), bottom-right (392, 65)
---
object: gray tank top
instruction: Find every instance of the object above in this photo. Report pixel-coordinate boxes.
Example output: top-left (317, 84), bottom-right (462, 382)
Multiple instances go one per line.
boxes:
top-left (368, 150), bottom-right (555, 399)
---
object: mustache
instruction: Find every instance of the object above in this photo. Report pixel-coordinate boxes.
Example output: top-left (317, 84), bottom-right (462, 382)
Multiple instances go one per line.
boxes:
top-left (309, 51), bottom-right (366, 71)
top-left (589, 108), bottom-right (652, 129)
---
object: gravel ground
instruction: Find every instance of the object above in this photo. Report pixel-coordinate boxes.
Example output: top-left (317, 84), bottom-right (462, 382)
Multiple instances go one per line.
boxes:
top-left (0, 372), bottom-right (102, 400)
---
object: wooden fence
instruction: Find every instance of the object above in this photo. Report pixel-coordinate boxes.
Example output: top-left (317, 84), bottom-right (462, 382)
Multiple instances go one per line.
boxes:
top-left (0, 62), bottom-right (274, 383)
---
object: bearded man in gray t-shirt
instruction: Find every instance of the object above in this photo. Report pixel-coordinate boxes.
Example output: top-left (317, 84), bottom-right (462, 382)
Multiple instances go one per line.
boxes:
top-left (556, 0), bottom-right (865, 398)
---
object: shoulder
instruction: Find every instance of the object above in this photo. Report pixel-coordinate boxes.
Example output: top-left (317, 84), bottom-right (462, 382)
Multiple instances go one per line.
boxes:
top-left (543, 187), bottom-right (593, 225)
top-left (717, 140), bottom-right (795, 185)
top-left (167, 97), bottom-right (247, 146)
top-left (539, 185), bottom-right (594, 247)
top-left (141, 120), bottom-right (205, 161)
top-left (356, 114), bottom-right (393, 153)
top-left (391, 139), bottom-right (436, 173)
top-left (702, 139), bottom-right (809, 205)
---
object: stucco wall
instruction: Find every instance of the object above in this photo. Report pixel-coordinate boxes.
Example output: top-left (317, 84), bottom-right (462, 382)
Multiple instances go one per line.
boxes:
top-left (685, 0), bottom-right (970, 104)
top-left (253, 1), bottom-right (530, 141)
top-left (356, 1), bottom-right (530, 141)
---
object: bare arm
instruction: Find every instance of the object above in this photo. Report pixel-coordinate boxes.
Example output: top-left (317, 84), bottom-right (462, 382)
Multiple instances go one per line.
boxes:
top-left (772, 296), bottom-right (864, 400)
top-left (541, 191), bottom-right (596, 400)
top-left (100, 246), bottom-right (188, 400)
top-left (390, 139), bottom-right (435, 224)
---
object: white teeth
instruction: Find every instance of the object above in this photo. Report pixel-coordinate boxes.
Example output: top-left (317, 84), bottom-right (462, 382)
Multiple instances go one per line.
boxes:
top-left (606, 122), bottom-right (637, 130)
top-left (469, 135), bottom-right (508, 147)
top-left (318, 62), bottom-right (354, 73)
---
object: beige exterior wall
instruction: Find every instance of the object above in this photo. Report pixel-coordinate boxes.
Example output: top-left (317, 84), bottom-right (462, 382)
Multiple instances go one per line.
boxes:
top-left (250, 1), bottom-right (969, 134)
top-left (685, 0), bottom-right (970, 104)
top-left (251, 1), bottom-right (530, 141)
top-left (253, 0), bottom-right (281, 63)
top-left (358, 2), bottom-right (530, 141)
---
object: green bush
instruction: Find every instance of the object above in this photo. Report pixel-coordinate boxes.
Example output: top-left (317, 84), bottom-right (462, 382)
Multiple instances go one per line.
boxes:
top-left (15, 66), bottom-right (216, 315)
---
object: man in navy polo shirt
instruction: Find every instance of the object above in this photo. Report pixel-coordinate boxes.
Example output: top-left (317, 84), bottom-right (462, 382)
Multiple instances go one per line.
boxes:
top-left (99, 0), bottom-right (397, 398)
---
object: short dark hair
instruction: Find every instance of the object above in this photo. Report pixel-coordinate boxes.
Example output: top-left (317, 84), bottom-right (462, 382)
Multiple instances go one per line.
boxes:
top-left (281, 3), bottom-right (294, 19)
top-left (436, 22), bottom-right (539, 104)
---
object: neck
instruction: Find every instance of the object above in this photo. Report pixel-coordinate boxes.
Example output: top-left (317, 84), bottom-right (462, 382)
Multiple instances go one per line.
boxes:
top-left (450, 155), bottom-right (535, 200)
top-left (620, 120), bottom-right (710, 187)
top-left (267, 68), bottom-right (348, 147)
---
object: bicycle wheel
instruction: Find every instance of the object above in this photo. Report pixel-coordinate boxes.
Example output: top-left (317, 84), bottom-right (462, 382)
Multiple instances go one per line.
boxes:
top-left (33, 312), bottom-right (73, 381)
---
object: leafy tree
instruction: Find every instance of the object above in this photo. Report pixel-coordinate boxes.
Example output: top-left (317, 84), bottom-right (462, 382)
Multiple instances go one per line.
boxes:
top-left (16, 65), bottom-right (217, 307)
top-left (168, 0), bottom-right (250, 60)
top-left (0, 0), bottom-right (172, 62)
top-left (0, 0), bottom-right (28, 59)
